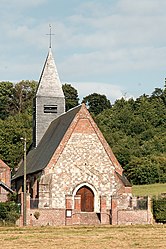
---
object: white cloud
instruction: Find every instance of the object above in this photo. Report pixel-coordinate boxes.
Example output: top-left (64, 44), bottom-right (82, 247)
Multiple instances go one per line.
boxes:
top-left (0, 0), bottom-right (165, 99)
top-left (65, 81), bottom-right (126, 103)
top-left (59, 45), bottom-right (166, 82)
top-left (116, 0), bottom-right (166, 15)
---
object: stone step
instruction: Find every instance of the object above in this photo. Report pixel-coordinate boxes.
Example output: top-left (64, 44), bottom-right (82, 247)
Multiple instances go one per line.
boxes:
top-left (80, 212), bottom-right (100, 225)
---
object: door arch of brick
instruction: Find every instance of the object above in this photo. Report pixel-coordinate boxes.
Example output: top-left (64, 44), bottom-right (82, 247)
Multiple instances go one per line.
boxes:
top-left (76, 186), bottom-right (94, 212)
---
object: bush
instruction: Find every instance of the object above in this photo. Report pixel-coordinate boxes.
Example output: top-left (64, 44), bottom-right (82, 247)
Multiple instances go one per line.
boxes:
top-left (0, 201), bottom-right (20, 225)
top-left (152, 196), bottom-right (166, 223)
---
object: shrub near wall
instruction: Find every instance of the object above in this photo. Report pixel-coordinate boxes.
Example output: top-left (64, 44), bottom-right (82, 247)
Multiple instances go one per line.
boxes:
top-left (0, 201), bottom-right (20, 225)
top-left (153, 196), bottom-right (166, 223)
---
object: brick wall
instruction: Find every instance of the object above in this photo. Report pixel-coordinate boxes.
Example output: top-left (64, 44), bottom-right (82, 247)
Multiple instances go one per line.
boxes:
top-left (0, 159), bottom-right (11, 202)
top-left (28, 209), bottom-right (66, 226)
top-left (117, 210), bottom-right (150, 225)
top-left (16, 203), bottom-right (66, 226)
top-left (111, 195), bottom-right (153, 225)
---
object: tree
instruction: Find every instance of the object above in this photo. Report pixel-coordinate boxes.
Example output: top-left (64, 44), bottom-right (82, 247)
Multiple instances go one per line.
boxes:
top-left (0, 113), bottom-right (32, 172)
top-left (0, 80), bottom-right (166, 185)
top-left (82, 93), bottom-right (111, 115)
top-left (0, 80), bottom-right (37, 118)
top-left (126, 156), bottom-right (159, 185)
top-left (12, 80), bottom-right (37, 115)
top-left (62, 83), bottom-right (79, 111)
top-left (151, 88), bottom-right (163, 98)
top-left (95, 86), bottom-right (166, 184)
top-left (0, 81), bottom-right (14, 119)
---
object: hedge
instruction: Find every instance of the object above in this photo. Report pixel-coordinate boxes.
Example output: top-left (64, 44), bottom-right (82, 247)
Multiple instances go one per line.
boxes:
top-left (152, 196), bottom-right (166, 223)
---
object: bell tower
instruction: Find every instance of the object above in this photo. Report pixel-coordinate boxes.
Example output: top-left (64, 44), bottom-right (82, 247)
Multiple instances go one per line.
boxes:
top-left (33, 45), bottom-right (65, 147)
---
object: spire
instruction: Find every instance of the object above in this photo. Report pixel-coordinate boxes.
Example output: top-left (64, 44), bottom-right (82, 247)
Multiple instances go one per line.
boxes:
top-left (33, 35), bottom-right (65, 147)
top-left (36, 48), bottom-right (64, 98)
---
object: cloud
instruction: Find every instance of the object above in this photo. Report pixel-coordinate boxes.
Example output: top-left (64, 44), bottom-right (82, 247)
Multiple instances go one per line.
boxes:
top-left (0, 0), bottom-right (46, 8)
top-left (64, 81), bottom-right (126, 103)
top-left (59, 45), bottom-right (166, 82)
top-left (116, 0), bottom-right (166, 15)
top-left (0, 0), bottom-right (165, 100)
top-left (0, 59), bottom-right (41, 82)
top-left (54, 0), bottom-right (166, 90)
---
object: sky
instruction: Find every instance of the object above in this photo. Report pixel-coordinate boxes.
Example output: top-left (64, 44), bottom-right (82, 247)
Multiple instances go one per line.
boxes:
top-left (0, 0), bottom-right (166, 103)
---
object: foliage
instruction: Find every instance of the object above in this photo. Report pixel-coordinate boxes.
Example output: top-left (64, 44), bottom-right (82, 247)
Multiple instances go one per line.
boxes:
top-left (7, 192), bottom-right (18, 202)
top-left (0, 201), bottom-right (20, 225)
top-left (0, 81), bottom-right (13, 119)
top-left (125, 155), bottom-right (166, 185)
top-left (82, 93), bottom-right (111, 115)
top-left (0, 80), bottom-right (37, 119)
top-left (12, 80), bottom-right (37, 115)
top-left (153, 196), bottom-right (166, 223)
top-left (0, 80), bottom-right (36, 172)
top-left (62, 83), bottom-right (79, 111)
top-left (0, 113), bottom-right (32, 173)
top-left (95, 86), bottom-right (166, 184)
top-left (0, 80), bottom-right (166, 185)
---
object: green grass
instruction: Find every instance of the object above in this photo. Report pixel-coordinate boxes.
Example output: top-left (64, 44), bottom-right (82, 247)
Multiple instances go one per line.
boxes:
top-left (132, 183), bottom-right (166, 197)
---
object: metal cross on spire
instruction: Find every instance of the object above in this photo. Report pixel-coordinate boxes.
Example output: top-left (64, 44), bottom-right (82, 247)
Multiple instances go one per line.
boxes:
top-left (46, 24), bottom-right (55, 48)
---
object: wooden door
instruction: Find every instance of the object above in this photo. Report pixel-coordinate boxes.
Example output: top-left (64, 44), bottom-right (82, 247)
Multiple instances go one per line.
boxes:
top-left (77, 186), bottom-right (94, 212)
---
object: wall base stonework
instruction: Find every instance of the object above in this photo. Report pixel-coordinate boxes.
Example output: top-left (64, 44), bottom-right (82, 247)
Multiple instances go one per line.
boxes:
top-left (28, 209), bottom-right (66, 226)
top-left (111, 195), bottom-right (153, 225)
top-left (17, 207), bottom-right (153, 227)
top-left (117, 210), bottom-right (153, 225)
top-left (16, 193), bottom-right (153, 226)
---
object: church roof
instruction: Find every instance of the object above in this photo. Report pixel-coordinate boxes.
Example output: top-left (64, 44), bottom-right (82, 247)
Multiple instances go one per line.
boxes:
top-left (36, 48), bottom-right (64, 98)
top-left (115, 171), bottom-right (132, 187)
top-left (13, 105), bottom-right (82, 179)
top-left (0, 181), bottom-right (14, 193)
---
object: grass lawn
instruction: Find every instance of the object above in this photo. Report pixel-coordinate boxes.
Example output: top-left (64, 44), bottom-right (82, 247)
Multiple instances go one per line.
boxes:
top-left (132, 183), bottom-right (166, 197)
top-left (0, 225), bottom-right (165, 249)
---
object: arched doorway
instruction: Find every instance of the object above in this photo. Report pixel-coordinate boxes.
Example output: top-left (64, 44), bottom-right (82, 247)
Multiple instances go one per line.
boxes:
top-left (76, 186), bottom-right (94, 212)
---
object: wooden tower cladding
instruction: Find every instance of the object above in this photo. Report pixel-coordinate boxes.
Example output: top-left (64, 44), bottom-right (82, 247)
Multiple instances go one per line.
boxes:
top-left (33, 48), bottom-right (65, 147)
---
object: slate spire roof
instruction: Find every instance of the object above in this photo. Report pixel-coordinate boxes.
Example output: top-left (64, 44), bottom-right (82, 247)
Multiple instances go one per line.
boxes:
top-left (36, 48), bottom-right (64, 98)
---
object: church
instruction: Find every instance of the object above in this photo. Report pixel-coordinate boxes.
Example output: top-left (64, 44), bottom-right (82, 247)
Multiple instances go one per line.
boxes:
top-left (13, 46), bottom-right (152, 226)
top-left (0, 159), bottom-right (13, 202)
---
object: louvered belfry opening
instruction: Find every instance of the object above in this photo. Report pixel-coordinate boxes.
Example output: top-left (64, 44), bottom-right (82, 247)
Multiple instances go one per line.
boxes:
top-left (76, 186), bottom-right (94, 212)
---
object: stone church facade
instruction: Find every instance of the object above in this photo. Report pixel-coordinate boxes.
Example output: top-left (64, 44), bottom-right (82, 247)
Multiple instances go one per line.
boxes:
top-left (13, 47), bottom-right (153, 226)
